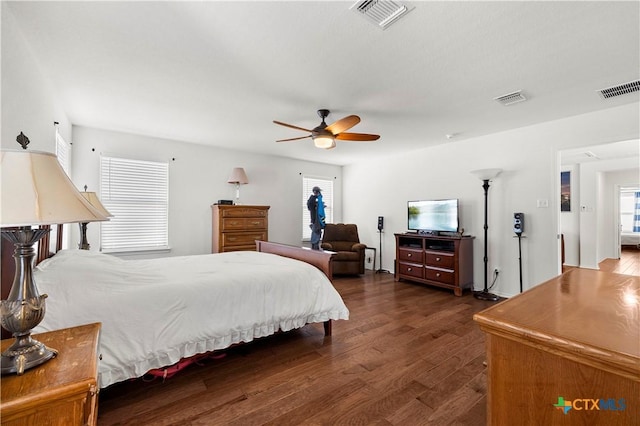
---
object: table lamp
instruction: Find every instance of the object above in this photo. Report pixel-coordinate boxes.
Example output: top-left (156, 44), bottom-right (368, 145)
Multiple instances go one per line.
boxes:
top-left (227, 167), bottom-right (249, 205)
top-left (0, 133), bottom-right (110, 375)
top-left (78, 185), bottom-right (113, 250)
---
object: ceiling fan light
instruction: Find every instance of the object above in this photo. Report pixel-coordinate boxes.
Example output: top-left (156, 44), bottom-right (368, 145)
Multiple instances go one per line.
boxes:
top-left (314, 136), bottom-right (335, 149)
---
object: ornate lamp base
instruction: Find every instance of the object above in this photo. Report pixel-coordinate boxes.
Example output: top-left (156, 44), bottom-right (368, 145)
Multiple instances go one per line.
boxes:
top-left (1, 228), bottom-right (58, 375)
top-left (1, 333), bottom-right (57, 375)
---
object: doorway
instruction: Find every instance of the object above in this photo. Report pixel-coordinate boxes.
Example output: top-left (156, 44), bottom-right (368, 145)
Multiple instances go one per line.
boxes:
top-left (558, 139), bottom-right (640, 271)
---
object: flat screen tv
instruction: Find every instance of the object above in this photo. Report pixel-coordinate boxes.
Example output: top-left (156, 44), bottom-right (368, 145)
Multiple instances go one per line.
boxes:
top-left (407, 199), bottom-right (459, 233)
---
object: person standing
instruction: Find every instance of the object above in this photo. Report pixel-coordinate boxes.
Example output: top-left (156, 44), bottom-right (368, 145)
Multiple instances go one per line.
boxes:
top-left (307, 186), bottom-right (326, 249)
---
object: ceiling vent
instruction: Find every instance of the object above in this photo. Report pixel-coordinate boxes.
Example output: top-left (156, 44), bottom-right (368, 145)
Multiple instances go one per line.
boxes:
top-left (597, 80), bottom-right (640, 100)
top-left (494, 90), bottom-right (527, 106)
top-left (350, 0), bottom-right (414, 30)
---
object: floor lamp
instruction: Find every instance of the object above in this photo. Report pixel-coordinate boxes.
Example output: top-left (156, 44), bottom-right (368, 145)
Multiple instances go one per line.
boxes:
top-left (0, 137), bottom-right (110, 375)
top-left (470, 168), bottom-right (502, 301)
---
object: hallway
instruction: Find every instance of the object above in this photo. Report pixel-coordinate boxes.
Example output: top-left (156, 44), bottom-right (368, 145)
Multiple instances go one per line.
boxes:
top-left (598, 248), bottom-right (640, 276)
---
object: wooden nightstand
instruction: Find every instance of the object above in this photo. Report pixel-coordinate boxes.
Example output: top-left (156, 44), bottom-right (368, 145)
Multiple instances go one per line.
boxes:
top-left (1, 323), bottom-right (101, 426)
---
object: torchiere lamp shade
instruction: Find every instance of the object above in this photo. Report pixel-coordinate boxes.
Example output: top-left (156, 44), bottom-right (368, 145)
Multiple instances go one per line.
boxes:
top-left (0, 150), bottom-right (109, 226)
top-left (470, 168), bottom-right (502, 181)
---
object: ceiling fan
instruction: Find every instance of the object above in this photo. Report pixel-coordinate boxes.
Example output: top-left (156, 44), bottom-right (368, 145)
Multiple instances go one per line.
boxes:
top-left (273, 109), bottom-right (380, 150)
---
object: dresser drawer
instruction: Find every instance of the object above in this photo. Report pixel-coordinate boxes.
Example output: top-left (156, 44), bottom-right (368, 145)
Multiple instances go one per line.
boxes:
top-left (221, 207), bottom-right (268, 218)
top-left (222, 231), bottom-right (267, 247)
top-left (221, 217), bottom-right (267, 231)
top-left (398, 262), bottom-right (424, 279)
top-left (424, 251), bottom-right (454, 269)
top-left (424, 266), bottom-right (454, 284)
top-left (398, 248), bottom-right (423, 263)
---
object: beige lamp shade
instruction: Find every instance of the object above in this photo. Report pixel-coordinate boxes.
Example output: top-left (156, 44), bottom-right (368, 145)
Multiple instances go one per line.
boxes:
top-left (80, 191), bottom-right (113, 218)
top-left (227, 167), bottom-right (249, 184)
top-left (0, 150), bottom-right (110, 227)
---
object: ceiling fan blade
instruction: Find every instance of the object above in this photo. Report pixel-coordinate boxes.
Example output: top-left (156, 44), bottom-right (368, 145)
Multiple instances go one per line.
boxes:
top-left (326, 115), bottom-right (360, 135)
top-left (273, 120), bottom-right (313, 133)
top-left (336, 132), bottom-right (380, 141)
top-left (276, 135), bottom-right (312, 142)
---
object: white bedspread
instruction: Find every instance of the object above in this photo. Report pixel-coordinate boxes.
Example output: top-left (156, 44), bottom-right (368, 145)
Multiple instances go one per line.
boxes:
top-left (621, 232), bottom-right (640, 246)
top-left (33, 249), bottom-right (349, 388)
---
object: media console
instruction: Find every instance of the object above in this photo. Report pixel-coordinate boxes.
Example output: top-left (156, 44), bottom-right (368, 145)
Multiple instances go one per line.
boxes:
top-left (395, 233), bottom-right (474, 296)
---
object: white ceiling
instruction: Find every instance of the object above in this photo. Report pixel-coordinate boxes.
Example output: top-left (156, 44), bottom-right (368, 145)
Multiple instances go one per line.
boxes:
top-left (6, 1), bottom-right (640, 166)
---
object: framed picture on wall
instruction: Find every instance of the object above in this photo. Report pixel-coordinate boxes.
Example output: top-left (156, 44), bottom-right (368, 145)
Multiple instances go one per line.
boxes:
top-left (561, 171), bottom-right (571, 212)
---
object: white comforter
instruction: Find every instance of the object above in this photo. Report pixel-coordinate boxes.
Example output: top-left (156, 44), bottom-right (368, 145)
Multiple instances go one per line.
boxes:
top-left (33, 249), bottom-right (349, 388)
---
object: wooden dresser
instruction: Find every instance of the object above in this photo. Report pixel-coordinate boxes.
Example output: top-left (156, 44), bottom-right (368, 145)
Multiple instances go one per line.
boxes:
top-left (474, 269), bottom-right (639, 425)
top-left (1, 322), bottom-right (101, 426)
top-left (211, 205), bottom-right (270, 253)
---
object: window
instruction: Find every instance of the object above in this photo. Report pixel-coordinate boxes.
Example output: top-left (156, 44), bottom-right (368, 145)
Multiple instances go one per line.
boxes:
top-left (55, 127), bottom-right (71, 175)
top-left (302, 176), bottom-right (334, 240)
top-left (100, 156), bottom-right (169, 252)
top-left (620, 190), bottom-right (640, 233)
top-left (53, 127), bottom-right (72, 249)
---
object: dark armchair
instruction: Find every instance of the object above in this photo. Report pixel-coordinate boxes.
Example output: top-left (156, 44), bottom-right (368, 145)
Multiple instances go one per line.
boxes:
top-left (321, 223), bottom-right (366, 275)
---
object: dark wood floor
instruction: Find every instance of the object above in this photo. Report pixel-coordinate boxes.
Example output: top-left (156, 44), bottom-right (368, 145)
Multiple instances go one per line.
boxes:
top-left (97, 250), bottom-right (639, 425)
top-left (97, 272), bottom-right (498, 425)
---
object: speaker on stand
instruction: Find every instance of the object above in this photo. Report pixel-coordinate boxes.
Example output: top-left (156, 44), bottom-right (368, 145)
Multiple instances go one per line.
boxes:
top-left (514, 213), bottom-right (525, 293)
top-left (376, 216), bottom-right (390, 274)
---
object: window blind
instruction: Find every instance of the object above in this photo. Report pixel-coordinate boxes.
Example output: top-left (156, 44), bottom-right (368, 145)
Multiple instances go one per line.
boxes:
top-left (55, 128), bottom-right (71, 175)
top-left (100, 156), bottom-right (169, 252)
top-left (302, 176), bottom-right (334, 240)
top-left (53, 127), bottom-right (71, 249)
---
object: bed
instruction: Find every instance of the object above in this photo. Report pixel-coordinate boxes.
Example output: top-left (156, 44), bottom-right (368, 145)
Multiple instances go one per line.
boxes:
top-left (3, 238), bottom-right (349, 389)
top-left (621, 231), bottom-right (640, 248)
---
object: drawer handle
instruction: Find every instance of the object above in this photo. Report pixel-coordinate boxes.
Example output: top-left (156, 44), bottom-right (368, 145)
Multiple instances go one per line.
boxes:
top-left (436, 273), bottom-right (441, 277)
top-left (407, 253), bottom-right (412, 257)
top-left (436, 257), bottom-right (441, 261)
top-left (407, 267), bottom-right (412, 272)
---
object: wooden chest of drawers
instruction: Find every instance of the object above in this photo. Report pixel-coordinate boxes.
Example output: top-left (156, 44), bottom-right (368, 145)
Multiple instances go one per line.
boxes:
top-left (1, 323), bottom-right (101, 426)
top-left (211, 205), bottom-right (270, 253)
top-left (395, 233), bottom-right (474, 296)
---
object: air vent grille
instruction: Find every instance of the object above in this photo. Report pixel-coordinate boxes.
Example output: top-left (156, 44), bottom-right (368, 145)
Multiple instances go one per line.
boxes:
top-left (597, 80), bottom-right (640, 99)
top-left (494, 90), bottom-right (527, 106)
top-left (351, 0), bottom-right (414, 29)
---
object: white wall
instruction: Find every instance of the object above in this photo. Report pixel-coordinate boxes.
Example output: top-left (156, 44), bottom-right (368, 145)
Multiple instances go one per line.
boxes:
top-left (343, 103), bottom-right (640, 298)
top-left (1, 4), bottom-right (71, 150)
top-left (71, 126), bottom-right (343, 257)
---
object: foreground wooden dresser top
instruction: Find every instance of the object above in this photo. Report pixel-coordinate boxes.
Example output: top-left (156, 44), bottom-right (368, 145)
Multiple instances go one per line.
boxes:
top-left (1, 323), bottom-right (101, 426)
top-left (474, 269), bottom-right (639, 425)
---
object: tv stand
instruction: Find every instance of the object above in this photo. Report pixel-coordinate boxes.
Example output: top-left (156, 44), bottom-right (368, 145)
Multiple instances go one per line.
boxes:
top-left (395, 233), bottom-right (474, 296)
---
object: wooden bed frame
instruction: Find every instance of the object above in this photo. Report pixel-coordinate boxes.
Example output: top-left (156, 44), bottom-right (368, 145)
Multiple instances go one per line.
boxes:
top-left (1, 231), bottom-right (336, 338)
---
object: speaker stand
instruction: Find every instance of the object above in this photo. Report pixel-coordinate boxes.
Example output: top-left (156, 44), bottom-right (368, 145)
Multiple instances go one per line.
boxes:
top-left (517, 233), bottom-right (523, 293)
top-left (375, 230), bottom-right (390, 274)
